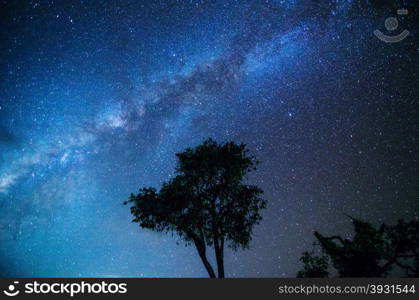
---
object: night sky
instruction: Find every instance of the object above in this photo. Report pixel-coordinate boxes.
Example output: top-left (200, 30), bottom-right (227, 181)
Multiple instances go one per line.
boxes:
top-left (0, 0), bottom-right (417, 277)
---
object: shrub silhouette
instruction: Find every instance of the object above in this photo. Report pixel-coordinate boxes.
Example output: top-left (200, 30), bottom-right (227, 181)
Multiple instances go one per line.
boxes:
top-left (297, 218), bottom-right (419, 277)
top-left (296, 251), bottom-right (329, 278)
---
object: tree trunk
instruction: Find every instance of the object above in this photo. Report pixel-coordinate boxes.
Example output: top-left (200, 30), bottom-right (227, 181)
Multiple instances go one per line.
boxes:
top-left (215, 238), bottom-right (225, 278)
top-left (210, 199), bottom-right (224, 278)
top-left (194, 239), bottom-right (216, 278)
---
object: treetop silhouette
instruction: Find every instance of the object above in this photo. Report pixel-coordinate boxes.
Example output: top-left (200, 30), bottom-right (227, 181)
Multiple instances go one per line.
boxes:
top-left (124, 138), bottom-right (266, 277)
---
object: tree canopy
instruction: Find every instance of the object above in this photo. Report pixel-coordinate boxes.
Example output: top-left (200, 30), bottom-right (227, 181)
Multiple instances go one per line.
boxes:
top-left (125, 138), bottom-right (266, 277)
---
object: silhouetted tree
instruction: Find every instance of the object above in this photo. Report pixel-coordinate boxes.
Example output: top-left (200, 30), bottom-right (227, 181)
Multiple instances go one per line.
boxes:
top-left (296, 250), bottom-right (329, 278)
top-left (124, 139), bottom-right (266, 278)
top-left (297, 217), bottom-right (419, 277)
top-left (380, 219), bottom-right (419, 277)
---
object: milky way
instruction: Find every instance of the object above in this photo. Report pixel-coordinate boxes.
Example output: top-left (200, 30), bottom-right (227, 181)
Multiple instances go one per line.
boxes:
top-left (0, 0), bottom-right (417, 277)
